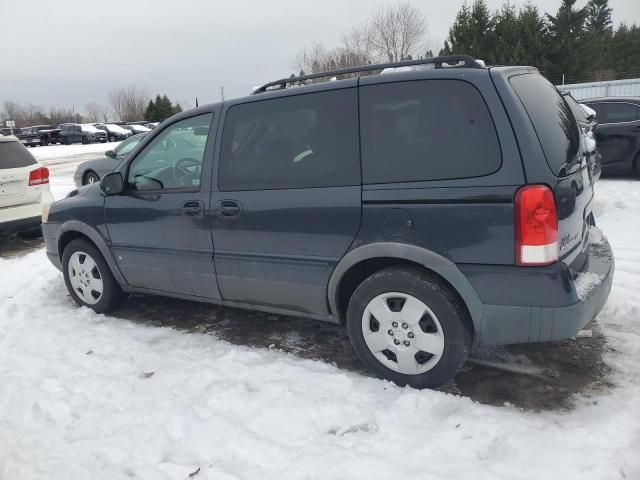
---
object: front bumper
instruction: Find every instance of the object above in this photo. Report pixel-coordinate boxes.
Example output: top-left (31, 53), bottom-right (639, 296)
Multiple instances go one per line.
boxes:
top-left (461, 232), bottom-right (614, 346)
top-left (42, 222), bottom-right (62, 270)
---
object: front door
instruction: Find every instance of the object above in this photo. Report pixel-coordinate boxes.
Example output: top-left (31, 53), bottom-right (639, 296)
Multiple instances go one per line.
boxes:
top-left (105, 112), bottom-right (220, 299)
top-left (211, 87), bottom-right (362, 315)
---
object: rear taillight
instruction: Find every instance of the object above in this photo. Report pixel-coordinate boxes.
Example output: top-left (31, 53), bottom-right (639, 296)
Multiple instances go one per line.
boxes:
top-left (28, 166), bottom-right (49, 186)
top-left (515, 185), bottom-right (558, 266)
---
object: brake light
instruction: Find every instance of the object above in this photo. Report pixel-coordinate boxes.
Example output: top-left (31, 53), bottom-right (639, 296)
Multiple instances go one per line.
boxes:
top-left (28, 167), bottom-right (50, 186)
top-left (515, 185), bottom-right (558, 266)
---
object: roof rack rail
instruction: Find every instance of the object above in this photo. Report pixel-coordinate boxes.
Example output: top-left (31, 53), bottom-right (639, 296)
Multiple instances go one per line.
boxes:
top-left (252, 55), bottom-right (484, 95)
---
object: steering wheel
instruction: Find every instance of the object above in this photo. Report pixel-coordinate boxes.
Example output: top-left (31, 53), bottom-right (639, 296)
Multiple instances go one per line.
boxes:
top-left (174, 157), bottom-right (201, 186)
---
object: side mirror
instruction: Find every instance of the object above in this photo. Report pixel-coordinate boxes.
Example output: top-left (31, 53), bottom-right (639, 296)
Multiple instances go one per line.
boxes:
top-left (105, 150), bottom-right (115, 158)
top-left (100, 172), bottom-right (124, 195)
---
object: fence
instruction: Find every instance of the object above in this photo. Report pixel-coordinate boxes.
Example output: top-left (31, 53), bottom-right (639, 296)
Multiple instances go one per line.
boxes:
top-left (556, 78), bottom-right (640, 100)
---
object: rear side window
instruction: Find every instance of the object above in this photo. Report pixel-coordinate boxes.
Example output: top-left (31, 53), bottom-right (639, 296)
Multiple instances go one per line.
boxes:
top-left (0, 141), bottom-right (37, 169)
top-left (510, 74), bottom-right (580, 176)
top-left (359, 79), bottom-right (501, 184)
top-left (219, 89), bottom-right (360, 191)
top-left (596, 102), bottom-right (640, 124)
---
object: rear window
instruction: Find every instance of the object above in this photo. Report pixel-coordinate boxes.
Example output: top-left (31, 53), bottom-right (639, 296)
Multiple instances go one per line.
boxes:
top-left (359, 79), bottom-right (501, 184)
top-left (510, 74), bottom-right (580, 176)
top-left (0, 141), bottom-right (37, 169)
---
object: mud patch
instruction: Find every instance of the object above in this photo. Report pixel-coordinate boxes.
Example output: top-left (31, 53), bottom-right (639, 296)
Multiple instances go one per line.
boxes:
top-left (117, 294), bottom-right (611, 411)
top-left (0, 235), bottom-right (44, 259)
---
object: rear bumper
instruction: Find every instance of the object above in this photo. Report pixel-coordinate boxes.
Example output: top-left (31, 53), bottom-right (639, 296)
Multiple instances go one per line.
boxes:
top-left (0, 215), bottom-right (42, 234)
top-left (461, 230), bottom-right (614, 346)
top-left (0, 194), bottom-right (53, 234)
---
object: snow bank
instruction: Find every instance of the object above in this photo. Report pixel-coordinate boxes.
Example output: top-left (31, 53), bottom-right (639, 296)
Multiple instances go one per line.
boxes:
top-left (0, 180), bottom-right (639, 479)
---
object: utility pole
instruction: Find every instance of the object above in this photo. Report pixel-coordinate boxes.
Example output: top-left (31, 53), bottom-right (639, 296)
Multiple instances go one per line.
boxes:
top-left (220, 86), bottom-right (225, 102)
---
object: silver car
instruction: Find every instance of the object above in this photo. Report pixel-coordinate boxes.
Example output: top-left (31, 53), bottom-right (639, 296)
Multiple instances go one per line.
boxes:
top-left (73, 133), bottom-right (146, 187)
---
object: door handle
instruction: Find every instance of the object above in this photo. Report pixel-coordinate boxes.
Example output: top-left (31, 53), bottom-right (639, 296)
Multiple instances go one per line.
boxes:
top-left (218, 200), bottom-right (241, 218)
top-left (182, 200), bottom-right (204, 216)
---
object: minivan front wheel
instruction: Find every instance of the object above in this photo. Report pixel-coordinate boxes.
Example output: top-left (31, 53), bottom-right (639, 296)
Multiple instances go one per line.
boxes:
top-left (62, 239), bottom-right (127, 313)
top-left (346, 267), bottom-right (471, 389)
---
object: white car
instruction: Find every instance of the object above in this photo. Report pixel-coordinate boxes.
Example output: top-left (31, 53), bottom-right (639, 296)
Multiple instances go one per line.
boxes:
top-left (0, 136), bottom-right (54, 235)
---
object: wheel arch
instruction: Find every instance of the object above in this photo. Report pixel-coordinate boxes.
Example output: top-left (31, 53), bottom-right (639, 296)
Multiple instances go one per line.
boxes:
top-left (58, 221), bottom-right (127, 286)
top-left (328, 243), bottom-right (483, 336)
top-left (82, 169), bottom-right (99, 184)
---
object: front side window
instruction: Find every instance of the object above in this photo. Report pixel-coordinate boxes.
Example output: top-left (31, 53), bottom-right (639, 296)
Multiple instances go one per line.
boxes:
top-left (360, 80), bottom-right (501, 184)
top-left (126, 114), bottom-right (212, 191)
top-left (219, 89), bottom-right (359, 191)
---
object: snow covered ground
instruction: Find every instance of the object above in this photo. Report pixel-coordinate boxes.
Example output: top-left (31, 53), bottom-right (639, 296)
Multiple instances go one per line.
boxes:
top-left (30, 142), bottom-right (119, 161)
top-left (1, 149), bottom-right (639, 478)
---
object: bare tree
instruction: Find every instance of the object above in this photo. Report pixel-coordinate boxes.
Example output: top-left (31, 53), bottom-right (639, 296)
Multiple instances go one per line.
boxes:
top-left (108, 85), bottom-right (148, 121)
top-left (370, 2), bottom-right (430, 62)
top-left (2, 101), bottom-right (21, 122)
top-left (1, 101), bottom-right (50, 127)
top-left (85, 102), bottom-right (107, 123)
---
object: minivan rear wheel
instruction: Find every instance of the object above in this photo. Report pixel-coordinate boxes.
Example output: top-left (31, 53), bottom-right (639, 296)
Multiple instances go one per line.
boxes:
top-left (346, 266), bottom-right (471, 389)
top-left (62, 238), bottom-right (127, 313)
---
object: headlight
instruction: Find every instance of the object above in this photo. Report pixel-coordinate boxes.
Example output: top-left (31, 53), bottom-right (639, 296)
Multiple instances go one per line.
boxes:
top-left (42, 203), bottom-right (51, 223)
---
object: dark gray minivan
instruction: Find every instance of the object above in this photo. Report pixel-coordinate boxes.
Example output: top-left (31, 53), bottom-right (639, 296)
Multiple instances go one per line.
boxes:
top-left (42, 56), bottom-right (614, 388)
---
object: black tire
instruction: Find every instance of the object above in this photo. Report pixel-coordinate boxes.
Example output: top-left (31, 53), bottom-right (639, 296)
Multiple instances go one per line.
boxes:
top-left (81, 136), bottom-right (88, 144)
top-left (83, 170), bottom-right (100, 185)
top-left (62, 238), bottom-right (127, 313)
top-left (64, 136), bottom-right (71, 145)
top-left (108, 135), bottom-right (114, 142)
top-left (346, 266), bottom-right (471, 389)
top-left (40, 138), bottom-right (49, 146)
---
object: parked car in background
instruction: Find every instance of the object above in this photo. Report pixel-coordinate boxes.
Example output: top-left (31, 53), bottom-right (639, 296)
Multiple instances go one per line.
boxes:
top-left (1, 128), bottom-right (41, 147)
top-left (59, 124), bottom-right (108, 144)
top-left (563, 92), bottom-right (601, 181)
top-left (582, 97), bottom-right (640, 175)
top-left (27, 125), bottom-right (62, 146)
top-left (122, 124), bottom-right (151, 135)
top-left (73, 133), bottom-right (147, 186)
top-left (43, 56), bottom-right (614, 389)
top-left (0, 135), bottom-right (53, 235)
top-left (95, 123), bottom-right (131, 142)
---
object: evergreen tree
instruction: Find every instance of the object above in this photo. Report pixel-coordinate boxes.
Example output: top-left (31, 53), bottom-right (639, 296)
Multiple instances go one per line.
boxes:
top-left (144, 94), bottom-right (183, 122)
top-left (606, 23), bottom-right (640, 78)
top-left (517, 3), bottom-right (548, 69)
top-left (445, 0), bottom-right (495, 62)
top-left (585, 0), bottom-right (612, 34)
top-left (545, 0), bottom-right (588, 84)
top-left (493, 2), bottom-right (520, 64)
top-left (468, 0), bottom-right (496, 62)
top-left (585, 0), bottom-right (613, 73)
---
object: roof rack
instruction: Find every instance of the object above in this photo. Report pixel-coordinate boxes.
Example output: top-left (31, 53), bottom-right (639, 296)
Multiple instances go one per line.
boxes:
top-left (252, 55), bottom-right (484, 95)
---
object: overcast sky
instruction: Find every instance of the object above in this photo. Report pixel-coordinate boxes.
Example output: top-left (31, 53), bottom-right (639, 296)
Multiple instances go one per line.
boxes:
top-left (1, 0), bottom-right (638, 114)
